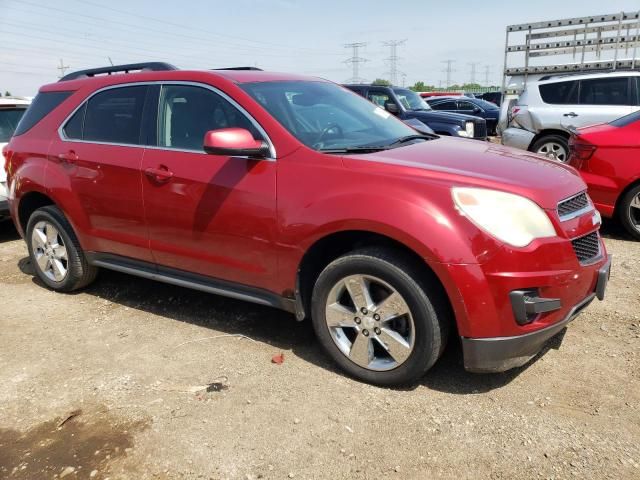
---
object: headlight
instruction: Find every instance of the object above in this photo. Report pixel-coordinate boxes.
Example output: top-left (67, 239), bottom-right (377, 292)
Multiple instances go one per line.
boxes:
top-left (458, 121), bottom-right (475, 138)
top-left (452, 187), bottom-right (556, 247)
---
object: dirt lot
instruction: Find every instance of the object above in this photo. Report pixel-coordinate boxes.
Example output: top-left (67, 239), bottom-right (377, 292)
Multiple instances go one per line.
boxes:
top-left (0, 220), bottom-right (638, 480)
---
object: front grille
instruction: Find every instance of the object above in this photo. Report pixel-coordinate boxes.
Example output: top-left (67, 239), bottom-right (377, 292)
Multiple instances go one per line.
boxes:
top-left (473, 120), bottom-right (487, 139)
top-left (571, 232), bottom-right (601, 263)
top-left (558, 192), bottom-right (590, 220)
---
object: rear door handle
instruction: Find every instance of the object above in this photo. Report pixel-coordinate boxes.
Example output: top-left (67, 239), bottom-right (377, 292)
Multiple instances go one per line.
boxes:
top-left (563, 112), bottom-right (578, 117)
top-left (58, 150), bottom-right (79, 164)
top-left (144, 166), bottom-right (174, 183)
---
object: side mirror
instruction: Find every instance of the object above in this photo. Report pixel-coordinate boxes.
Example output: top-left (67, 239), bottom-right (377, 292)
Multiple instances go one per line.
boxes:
top-left (203, 128), bottom-right (270, 158)
top-left (472, 107), bottom-right (482, 114)
top-left (384, 101), bottom-right (399, 115)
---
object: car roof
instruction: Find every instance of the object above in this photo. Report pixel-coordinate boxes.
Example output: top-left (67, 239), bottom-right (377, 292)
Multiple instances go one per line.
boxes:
top-left (41, 68), bottom-right (328, 93)
top-left (0, 97), bottom-right (31, 106)
top-left (534, 70), bottom-right (640, 85)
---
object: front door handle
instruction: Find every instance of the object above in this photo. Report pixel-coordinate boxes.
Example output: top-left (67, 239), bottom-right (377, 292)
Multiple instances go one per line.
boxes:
top-left (563, 112), bottom-right (578, 117)
top-left (58, 150), bottom-right (79, 164)
top-left (144, 166), bottom-right (174, 183)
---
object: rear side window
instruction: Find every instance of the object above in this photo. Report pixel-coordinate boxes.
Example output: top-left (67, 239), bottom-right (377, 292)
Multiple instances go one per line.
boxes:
top-left (83, 86), bottom-right (147, 144)
top-left (579, 77), bottom-right (630, 106)
top-left (14, 91), bottom-right (72, 136)
top-left (0, 108), bottom-right (27, 142)
top-left (538, 80), bottom-right (578, 105)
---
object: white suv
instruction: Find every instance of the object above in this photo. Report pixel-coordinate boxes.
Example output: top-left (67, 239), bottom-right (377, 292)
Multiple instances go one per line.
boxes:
top-left (502, 71), bottom-right (640, 162)
top-left (0, 96), bottom-right (31, 217)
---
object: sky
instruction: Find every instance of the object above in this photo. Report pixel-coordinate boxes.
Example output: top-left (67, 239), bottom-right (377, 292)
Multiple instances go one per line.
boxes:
top-left (0, 0), bottom-right (638, 96)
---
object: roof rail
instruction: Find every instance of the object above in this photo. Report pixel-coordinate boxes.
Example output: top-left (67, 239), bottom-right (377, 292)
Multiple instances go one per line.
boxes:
top-left (212, 67), bottom-right (263, 71)
top-left (59, 62), bottom-right (178, 82)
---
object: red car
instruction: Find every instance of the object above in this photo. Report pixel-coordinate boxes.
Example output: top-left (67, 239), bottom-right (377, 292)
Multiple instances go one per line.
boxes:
top-left (4, 63), bottom-right (610, 385)
top-left (568, 111), bottom-right (640, 240)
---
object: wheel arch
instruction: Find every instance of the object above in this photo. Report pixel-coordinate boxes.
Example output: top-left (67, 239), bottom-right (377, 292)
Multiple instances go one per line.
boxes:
top-left (294, 230), bottom-right (455, 333)
top-left (614, 178), bottom-right (640, 216)
top-left (17, 191), bottom-right (56, 235)
top-left (528, 129), bottom-right (570, 151)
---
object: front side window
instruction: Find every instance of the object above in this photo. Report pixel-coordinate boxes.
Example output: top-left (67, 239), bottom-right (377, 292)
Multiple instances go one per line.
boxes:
top-left (457, 101), bottom-right (478, 112)
top-left (157, 85), bottom-right (260, 151)
top-left (431, 100), bottom-right (457, 110)
top-left (0, 108), bottom-right (27, 142)
top-left (579, 77), bottom-right (630, 106)
top-left (83, 86), bottom-right (147, 144)
top-left (241, 81), bottom-right (419, 151)
top-left (539, 80), bottom-right (578, 105)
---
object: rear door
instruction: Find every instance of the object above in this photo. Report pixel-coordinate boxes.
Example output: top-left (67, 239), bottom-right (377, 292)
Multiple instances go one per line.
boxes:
top-left (560, 77), bottom-right (635, 129)
top-left (50, 85), bottom-right (152, 261)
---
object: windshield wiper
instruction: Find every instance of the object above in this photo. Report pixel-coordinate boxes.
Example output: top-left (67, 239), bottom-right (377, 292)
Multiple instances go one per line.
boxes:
top-left (384, 134), bottom-right (437, 147)
top-left (318, 146), bottom-right (390, 154)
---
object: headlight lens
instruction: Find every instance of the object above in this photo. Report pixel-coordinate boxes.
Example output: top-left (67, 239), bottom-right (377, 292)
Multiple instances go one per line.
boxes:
top-left (458, 121), bottom-right (475, 138)
top-left (452, 187), bottom-right (556, 247)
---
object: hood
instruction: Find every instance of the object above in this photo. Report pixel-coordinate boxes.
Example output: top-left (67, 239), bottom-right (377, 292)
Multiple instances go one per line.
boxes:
top-left (342, 136), bottom-right (585, 210)
top-left (407, 110), bottom-right (481, 124)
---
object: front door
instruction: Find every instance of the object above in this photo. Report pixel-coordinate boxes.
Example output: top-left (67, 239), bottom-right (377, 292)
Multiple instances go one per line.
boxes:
top-left (140, 84), bottom-right (278, 291)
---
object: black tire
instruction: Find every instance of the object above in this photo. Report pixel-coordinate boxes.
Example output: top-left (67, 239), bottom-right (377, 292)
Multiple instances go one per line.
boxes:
top-left (618, 184), bottom-right (640, 241)
top-left (311, 247), bottom-right (450, 386)
top-left (26, 205), bottom-right (97, 291)
top-left (530, 134), bottom-right (569, 163)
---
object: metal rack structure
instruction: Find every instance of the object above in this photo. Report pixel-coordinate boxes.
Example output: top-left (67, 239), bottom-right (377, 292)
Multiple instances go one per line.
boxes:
top-left (501, 11), bottom-right (640, 94)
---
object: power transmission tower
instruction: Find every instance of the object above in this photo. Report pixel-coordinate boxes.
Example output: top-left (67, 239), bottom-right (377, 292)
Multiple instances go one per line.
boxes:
top-left (441, 60), bottom-right (455, 88)
top-left (468, 62), bottom-right (480, 84)
top-left (57, 58), bottom-right (70, 78)
top-left (483, 65), bottom-right (493, 86)
top-left (344, 42), bottom-right (368, 83)
top-left (382, 39), bottom-right (406, 86)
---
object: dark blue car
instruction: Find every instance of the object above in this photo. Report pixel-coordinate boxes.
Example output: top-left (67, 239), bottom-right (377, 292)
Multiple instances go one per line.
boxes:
top-left (425, 96), bottom-right (500, 135)
top-left (344, 85), bottom-right (487, 140)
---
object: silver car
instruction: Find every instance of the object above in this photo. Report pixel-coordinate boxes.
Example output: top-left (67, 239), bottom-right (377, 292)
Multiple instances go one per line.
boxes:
top-left (502, 71), bottom-right (640, 162)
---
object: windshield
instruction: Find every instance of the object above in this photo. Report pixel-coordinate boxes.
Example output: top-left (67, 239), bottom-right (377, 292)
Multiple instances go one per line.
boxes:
top-left (393, 88), bottom-right (432, 111)
top-left (0, 108), bottom-right (27, 142)
top-left (241, 81), bottom-right (419, 151)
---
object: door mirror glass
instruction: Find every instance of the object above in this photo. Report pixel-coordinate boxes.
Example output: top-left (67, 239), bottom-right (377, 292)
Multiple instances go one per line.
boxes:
top-left (203, 128), bottom-right (270, 158)
top-left (473, 107), bottom-right (482, 114)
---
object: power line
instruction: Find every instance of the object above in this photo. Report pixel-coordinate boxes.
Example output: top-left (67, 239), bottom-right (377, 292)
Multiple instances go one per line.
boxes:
top-left (441, 60), bottom-right (456, 88)
top-left (344, 42), bottom-right (368, 84)
top-left (382, 39), bottom-right (406, 86)
top-left (468, 62), bottom-right (480, 84)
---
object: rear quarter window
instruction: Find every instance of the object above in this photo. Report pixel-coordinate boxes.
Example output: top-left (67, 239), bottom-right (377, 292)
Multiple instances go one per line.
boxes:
top-left (14, 91), bottom-right (73, 136)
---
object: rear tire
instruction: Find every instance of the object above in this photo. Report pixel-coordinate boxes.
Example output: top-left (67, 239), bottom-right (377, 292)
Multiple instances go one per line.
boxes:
top-left (531, 134), bottom-right (569, 163)
top-left (311, 247), bottom-right (449, 386)
top-left (26, 206), bottom-right (97, 292)
top-left (618, 184), bottom-right (640, 241)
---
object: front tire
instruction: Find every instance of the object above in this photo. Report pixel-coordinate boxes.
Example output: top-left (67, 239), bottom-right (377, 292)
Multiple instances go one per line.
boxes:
top-left (531, 134), bottom-right (569, 163)
top-left (26, 206), bottom-right (97, 292)
top-left (618, 185), bottom-right (640, 241)
top-left (311, 248), bottom-right (449, 386)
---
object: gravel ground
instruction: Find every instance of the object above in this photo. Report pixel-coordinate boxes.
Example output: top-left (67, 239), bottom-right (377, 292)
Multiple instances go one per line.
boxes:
top-left (0, 219), bottom-right (638, 480)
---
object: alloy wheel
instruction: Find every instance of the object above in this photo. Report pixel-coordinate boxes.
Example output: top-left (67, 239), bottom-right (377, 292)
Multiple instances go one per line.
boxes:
top-left (324, 274), bottom-right (415, 371)
top-left (536, 141), bottom-right (568, 162)
top-left (31, 220), bottom-right (68, 282)
top-left (629, 192), bottom-right (640, 233)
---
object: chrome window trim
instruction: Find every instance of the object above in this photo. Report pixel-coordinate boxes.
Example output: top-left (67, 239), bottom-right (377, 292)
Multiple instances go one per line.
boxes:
top-left (57, 80), bottom-right (277, 160)
top-left (557, 191), bottom-right (594, 222)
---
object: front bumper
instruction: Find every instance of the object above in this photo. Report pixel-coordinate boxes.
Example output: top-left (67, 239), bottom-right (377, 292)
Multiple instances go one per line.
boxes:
top-left (461, 255), bottom-right (611, 373)
top-left (501, 127), bottom-right (535, 151)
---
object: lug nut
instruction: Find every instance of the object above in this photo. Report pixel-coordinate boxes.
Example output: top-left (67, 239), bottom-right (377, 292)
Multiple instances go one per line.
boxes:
top-left (373, 314), bottom-right (380, 321)
top-left (360, 307), bottom-right (368, 315)
top-left (362, 329), bottom-right (369, 336)
top-left (374, 327), bottom-right (381, 335)
top-left (354, 317), bottom-right (361, 324)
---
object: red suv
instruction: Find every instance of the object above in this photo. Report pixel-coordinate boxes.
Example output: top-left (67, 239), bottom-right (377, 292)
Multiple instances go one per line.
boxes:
top-left (4, 63), bottom-right (611, 385)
